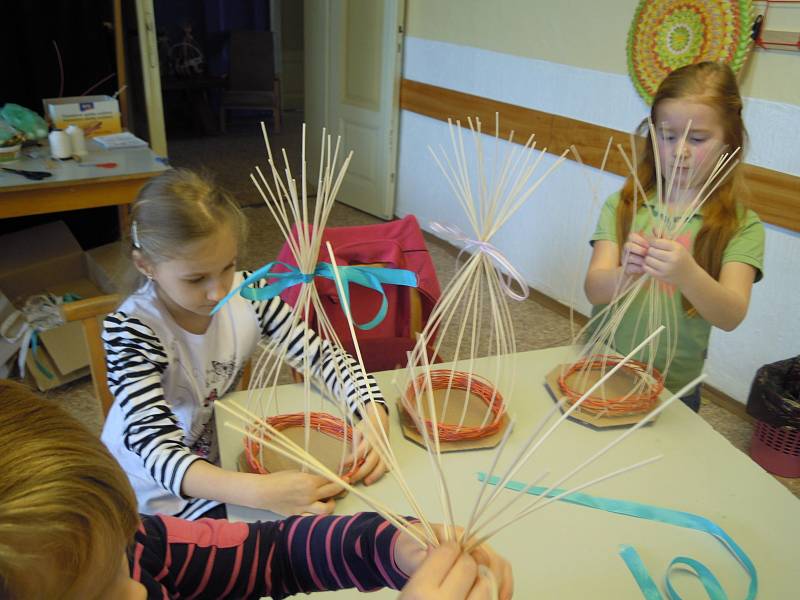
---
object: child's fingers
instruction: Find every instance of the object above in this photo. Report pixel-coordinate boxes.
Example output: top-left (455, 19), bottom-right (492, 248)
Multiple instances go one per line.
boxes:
top-left (644, 246), bottom-right (676, 263)
top-left (410, 541), bottom-right (462, 584)
top-left (624, 253), bottom-right (645, 274)
top-left (470, 546), bottom-right (513, 600)
top-left (498, 559), bottom-right (513, 600)
top-left (439, 551), bottom-right (479, 598)
top-left (346, 437), bottom-right (369, 462)
top-left (355, 439), bottom-right (368, 459)
top-left (349, 451), bottom-right (376, 484)
top-left (316, 480), bottom-right (346, 499)
top-left (643, 262), bottom-right (667, 280)
top-left (643, 255), bottom-right (664, 270)
top-left (466, 573), bottom-right (494, 600)
top-left (648, 237), bottom-right (674, 251)
top-left (624, 241), bottom-right (648, 256)
top-left (306, 498), bottom-right (336, 515)
top-left (363, 455), bottom-right (389, 486)
top-left (342, 441), bottom-right (367, 470)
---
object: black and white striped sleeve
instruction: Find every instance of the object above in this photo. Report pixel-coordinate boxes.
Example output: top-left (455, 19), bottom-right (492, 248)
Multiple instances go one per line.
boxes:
top-left (103, 312), bottom-right (204, 496)
top-left (245, 280), bottom-right (386, 417)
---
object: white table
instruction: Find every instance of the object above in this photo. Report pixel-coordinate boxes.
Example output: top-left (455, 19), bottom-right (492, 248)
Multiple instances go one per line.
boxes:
top-left (0, 140), bottom-right (167, 235)
top-left (216, 346), bottom-right (800, 598)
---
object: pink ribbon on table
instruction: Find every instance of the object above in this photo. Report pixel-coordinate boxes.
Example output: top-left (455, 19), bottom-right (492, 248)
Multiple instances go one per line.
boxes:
top-left (429, 221), bottom-right (529, 301)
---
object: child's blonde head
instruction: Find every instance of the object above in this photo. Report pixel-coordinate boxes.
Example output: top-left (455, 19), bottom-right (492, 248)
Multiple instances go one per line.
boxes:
top-left (131, 168), bottom-right (247, 265)
top-left (0, 380), bottom-right (139, 599)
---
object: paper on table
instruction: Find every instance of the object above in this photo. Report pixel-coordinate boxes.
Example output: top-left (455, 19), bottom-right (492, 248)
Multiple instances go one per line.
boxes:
top-left (93, 132), bottom-right (149, 149)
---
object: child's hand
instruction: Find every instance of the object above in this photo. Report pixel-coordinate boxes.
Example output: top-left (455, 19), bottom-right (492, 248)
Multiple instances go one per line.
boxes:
top-left (644, 238), bottom-right (698, 287)
top-left (247, 470), bottom-right (345, 516)
top-left (348, 404), bottom-right (390, 486)
top-left (395, 531), bottom-right (513, 600)
top-left (622, 232), bottom-right (649, 275)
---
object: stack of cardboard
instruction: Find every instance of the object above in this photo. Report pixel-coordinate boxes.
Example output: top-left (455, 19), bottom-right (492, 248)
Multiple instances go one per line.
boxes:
top-left (0, 222), bottom-right (123, 390)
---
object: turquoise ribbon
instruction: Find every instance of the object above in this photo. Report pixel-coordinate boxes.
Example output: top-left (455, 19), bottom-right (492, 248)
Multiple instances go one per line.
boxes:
top-left (478, 473), bottom-right (757, 600)
top-left (30, 331), bottom-right (54, 379)
top-left (212, 261), bottom-right (418, 330)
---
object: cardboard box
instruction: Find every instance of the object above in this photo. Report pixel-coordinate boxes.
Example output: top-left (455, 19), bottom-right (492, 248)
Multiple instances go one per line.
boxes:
top-left (0, 222), bottom-right (119, 390)
top-left (43, 95), bottom-right (122, 137)
top-left (0, 291), bottom-right (24, 378)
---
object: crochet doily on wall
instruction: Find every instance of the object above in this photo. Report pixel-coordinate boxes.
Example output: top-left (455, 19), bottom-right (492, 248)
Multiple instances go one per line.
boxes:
top-left (627, 0), bottom-right (754, 104)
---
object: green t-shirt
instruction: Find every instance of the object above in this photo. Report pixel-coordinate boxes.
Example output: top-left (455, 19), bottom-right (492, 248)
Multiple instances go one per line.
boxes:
top-left (590, 191), bottom-right (765, 394)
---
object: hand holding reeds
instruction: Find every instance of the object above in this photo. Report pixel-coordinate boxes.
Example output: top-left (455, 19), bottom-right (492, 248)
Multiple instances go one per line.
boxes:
top-left (241, 470), bottom-right (347, 516)
top-left (396, 524), bottom-right (513, 600)
top-left (348, 403), bottom-right (392, 486)
top-left (642, 237), bottom-right (698, 287)
top-left (622, 232), bottom-right (650, 276)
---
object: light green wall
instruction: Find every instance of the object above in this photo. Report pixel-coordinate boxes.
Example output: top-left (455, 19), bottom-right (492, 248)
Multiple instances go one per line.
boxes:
top-left (405, 0), bottom-right (799, 105)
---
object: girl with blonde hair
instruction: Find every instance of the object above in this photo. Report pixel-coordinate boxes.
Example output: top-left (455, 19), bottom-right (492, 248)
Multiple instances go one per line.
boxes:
top-left (102, 169), bottom-right (389, 521)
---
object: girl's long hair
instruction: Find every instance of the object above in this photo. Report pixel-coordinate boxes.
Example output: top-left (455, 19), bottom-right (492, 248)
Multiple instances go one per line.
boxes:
top-left (617, 62), bottom-right (747, 311)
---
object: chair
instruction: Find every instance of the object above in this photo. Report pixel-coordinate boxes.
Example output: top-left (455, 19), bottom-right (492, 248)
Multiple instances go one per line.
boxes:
top-left (219, 30), bottom-right (282, 133)
top-left (60, 294), bottom-right (121, 417)
top-left (62, 294), bottom-right (253, 420)
top-left (275, 215), bottom-right (442, 373)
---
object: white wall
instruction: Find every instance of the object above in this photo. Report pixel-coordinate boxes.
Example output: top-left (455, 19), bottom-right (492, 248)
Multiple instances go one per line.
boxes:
top-left (396, 37), bottom-right (800, 403)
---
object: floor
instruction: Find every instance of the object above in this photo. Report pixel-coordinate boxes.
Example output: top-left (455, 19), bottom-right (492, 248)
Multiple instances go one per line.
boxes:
top-left (38, 110), bottom-right (800, 499)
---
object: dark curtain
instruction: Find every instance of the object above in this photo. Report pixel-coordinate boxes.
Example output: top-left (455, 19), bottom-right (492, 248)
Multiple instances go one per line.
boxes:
top-left (0, 1), bottom-right (121, 246)
top-left (0, 0), bottom-right (118, 110)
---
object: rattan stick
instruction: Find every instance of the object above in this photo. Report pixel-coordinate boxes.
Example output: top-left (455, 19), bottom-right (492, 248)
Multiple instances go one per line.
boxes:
top-left (466, 454), bottom-right (663, 551)
top-left (472, 326), bottom-right (664, 524)
top-left (324, 243), bottom-right (441, 540)
top-left (472, 372), bottom-right (703, 542)
top-left (227, 421), bottom-right (432, 548)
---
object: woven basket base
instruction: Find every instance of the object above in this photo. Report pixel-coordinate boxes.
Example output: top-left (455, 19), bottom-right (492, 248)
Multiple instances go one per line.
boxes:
top-left (398, 387), bottom-right (510, 452)
top-left (239, 424), bottom-right (355, 476)
top-left (544, 364), bottom-right (661, 430)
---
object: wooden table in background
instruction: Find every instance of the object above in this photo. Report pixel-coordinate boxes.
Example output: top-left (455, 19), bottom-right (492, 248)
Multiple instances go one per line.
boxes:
top-left (0, 141), bottom-right (168, 236)
top-left (217, 346), bottom-right (800, 598)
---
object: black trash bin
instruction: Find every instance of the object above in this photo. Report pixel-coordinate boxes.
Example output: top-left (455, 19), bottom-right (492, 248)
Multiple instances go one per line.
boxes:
top-left (747, 356), bottom-right (800, 477)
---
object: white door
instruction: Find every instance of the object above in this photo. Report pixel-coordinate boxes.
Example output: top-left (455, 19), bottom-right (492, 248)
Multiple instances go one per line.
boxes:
top-left (135, 0), bottom-right (167, 156)
top-left (304, 0), bottom-right (405, 219)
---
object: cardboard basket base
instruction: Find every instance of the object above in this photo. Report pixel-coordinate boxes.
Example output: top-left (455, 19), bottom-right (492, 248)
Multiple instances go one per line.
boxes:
top-left (238, 423), bottom-right (355, 476)
top-left (399, 387), bottom-right (510, 452)
top-left (544, 364), bottom-right (659, 430)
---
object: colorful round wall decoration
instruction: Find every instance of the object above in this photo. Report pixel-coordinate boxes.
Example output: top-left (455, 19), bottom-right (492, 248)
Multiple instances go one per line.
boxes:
top-left (627, 0), bottom-right (754, 104)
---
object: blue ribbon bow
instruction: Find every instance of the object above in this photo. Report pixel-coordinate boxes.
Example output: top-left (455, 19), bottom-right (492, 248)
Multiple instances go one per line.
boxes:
top-left (212, 261), bottom-right (418, 331)
top-left (478, 473), bottom-right (757, 600)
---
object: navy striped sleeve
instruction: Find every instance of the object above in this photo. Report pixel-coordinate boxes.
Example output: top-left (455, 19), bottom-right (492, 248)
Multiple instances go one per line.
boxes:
top-left (132, 512), bottom-right (410, 598)
top-left (103, 312), bottom-right (203, 497)
top-left (243, 272), bottom-right (386, 417)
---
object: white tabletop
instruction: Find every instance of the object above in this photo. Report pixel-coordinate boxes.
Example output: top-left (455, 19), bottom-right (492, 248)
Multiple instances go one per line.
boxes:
top-left (216, 346), bottom-right (800, 598)
top-left (0, 139), bottom-right (166, 190)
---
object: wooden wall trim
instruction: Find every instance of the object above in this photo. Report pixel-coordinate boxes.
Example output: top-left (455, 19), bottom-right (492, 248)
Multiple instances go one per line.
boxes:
top-left (400, 79), bottom-right (800, 234)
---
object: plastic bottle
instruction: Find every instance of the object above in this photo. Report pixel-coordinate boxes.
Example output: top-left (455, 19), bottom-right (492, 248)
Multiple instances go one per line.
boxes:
top-left (66, 125), bottom-right (87, 157)
top-left (48, 130), bottom-right (72, 159)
